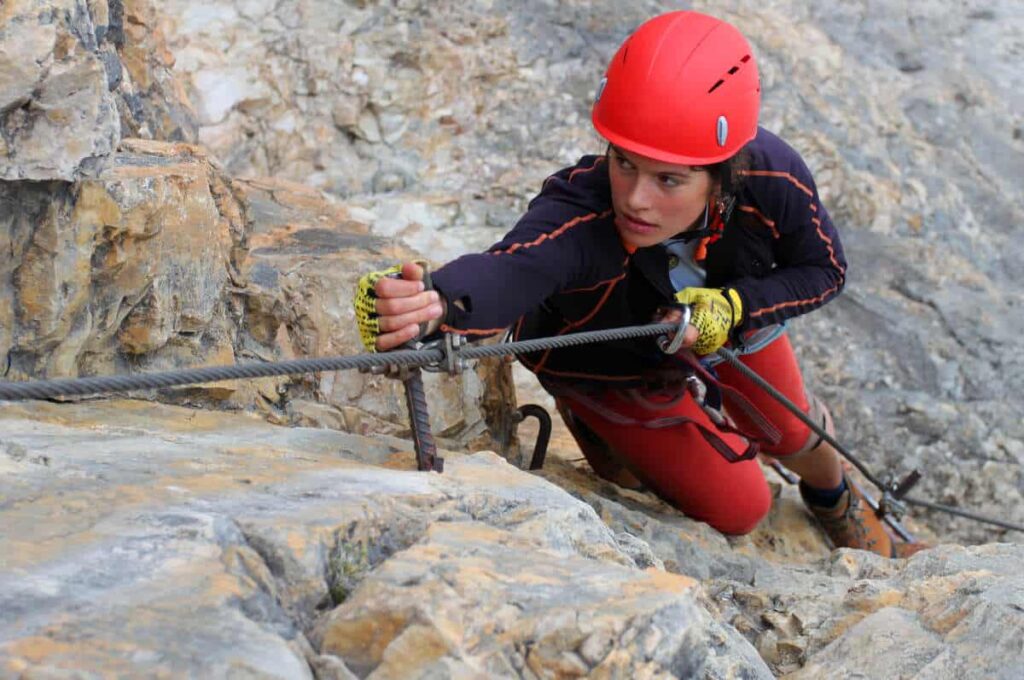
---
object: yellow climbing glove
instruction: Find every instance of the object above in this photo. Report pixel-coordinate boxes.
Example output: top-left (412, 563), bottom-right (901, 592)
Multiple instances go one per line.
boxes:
top-left (353, 264), bottom-right (404, 352)
top-left (673, 287), bottom-right (744, 355)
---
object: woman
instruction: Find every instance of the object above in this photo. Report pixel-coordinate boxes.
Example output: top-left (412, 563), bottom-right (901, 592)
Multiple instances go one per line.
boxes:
top-left (355, 11), bottom-right (921, 558)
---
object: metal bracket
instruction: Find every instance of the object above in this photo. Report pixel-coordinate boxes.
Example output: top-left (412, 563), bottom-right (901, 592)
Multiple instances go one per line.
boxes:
top-left (767, 462), bottom-right (919, 544)
top-left (876, 469), bottom-right (922, 522)
top-left (422, 332), bottom-right (467, 375)
top-left (849, 475), bottom-right (916, 543)
top-left (512, 404), bottom-right (552, 471)
top-left (362, 331), bottom-right (468, 377)
top-left (360, 337), bottom-right (453, 473)
top-left (658, 305), bottom-right (693, 355)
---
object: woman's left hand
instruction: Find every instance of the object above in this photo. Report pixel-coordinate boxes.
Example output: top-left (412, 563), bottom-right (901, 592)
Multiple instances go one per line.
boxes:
top-left (654, 306), bottom-right (699, 351)
top-left (673, 287), bottom-right (743, 355)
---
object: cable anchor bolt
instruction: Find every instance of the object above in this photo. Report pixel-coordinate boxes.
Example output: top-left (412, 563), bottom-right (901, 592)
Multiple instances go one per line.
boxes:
top-left (877, 469), bottom-right (922, 521)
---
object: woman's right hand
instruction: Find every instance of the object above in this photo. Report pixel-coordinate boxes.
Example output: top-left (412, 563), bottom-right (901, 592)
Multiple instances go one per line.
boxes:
top-left (354, 262), bottom-right (446, 351)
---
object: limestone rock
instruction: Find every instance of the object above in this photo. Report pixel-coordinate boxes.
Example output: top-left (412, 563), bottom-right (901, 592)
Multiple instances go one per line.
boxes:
top-left (2, 141), bottom-right (232, 380)
top-left (312, 522), bottom-right (768, 679)
top-left (230, 174), bottom-right (517, 447)
top-left (116, 0), bottom-right (201, 141)
top-left (1, 139), bottom-right (513, 450)
top-left (0, 400), bottom-right (771, 678)
top-left (0, 0), bottom-right (197, 181)
top-left (5, 400), bottom-right (1024, 678)
top-left (738, 544), bottom-right (1024, 678)
top-left (0, 0), bottom-right (120, 180)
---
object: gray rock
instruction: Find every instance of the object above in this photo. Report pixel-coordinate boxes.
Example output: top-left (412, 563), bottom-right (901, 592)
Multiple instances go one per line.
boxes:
top-left (0, 400), bottom-right (771, 678)
top-left (0, 4), bottom-right (120, 181)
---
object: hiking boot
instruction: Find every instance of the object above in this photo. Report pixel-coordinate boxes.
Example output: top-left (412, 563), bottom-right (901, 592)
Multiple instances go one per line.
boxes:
top-left (892, 539), bottom-right (931, 558)
top-left (801, 475), bottom-right (894, 557)
top-left (802, 476), bottom-right (932, 558)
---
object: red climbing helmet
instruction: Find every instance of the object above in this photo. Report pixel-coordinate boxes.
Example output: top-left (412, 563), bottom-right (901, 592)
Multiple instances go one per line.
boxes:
top-left (592, 11), bottom-right (761, 165)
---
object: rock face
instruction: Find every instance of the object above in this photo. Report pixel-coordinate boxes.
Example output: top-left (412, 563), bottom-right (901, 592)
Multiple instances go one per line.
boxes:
top-left (0, 0), bottom-right (515, 451)
top-left (0, 401), bottom-right (773, 678)
top-left (3, 401), bottom-right (1024, 678)
top-left (3, 0), bottom-right (1024, 677)
top-left (3, 142), bottom-right (231, 379)
top-left (155, 0), bottom-right (651, 261)
top-left (0, 0), bottom-right (197, 181)
top-left (0, 138), bottom-right (513, 448)
top-left (0, 0), bottom-right (119, 180)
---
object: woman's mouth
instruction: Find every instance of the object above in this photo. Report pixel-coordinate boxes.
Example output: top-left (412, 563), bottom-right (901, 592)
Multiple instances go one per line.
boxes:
top-left (615, 213), bottom-right (658, 235)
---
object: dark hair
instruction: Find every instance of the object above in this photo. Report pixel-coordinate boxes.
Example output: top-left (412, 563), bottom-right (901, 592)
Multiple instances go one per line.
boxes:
top-left (695, 148), bottom-right (750, 199)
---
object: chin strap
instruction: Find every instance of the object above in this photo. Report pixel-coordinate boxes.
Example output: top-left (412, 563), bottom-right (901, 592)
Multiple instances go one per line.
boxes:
top-left (670, 195), bottom-right (734, 244)
top-left (671, 204), bottom-right (713, 243)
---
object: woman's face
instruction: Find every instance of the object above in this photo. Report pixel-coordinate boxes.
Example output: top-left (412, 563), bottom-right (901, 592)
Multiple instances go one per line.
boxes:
top-left (607, 145), bottom-right (716, 249)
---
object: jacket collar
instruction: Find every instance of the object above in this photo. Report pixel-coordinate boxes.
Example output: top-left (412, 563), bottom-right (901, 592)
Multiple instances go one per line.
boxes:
top-left (630, 245), bottom-right (675, 300)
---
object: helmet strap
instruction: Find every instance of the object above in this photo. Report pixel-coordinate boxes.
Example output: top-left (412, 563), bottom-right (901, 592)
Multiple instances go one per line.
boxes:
top-left (717, 194), bottom-right (736, 223)
top-left (675, 204), bottom-right (712, 243)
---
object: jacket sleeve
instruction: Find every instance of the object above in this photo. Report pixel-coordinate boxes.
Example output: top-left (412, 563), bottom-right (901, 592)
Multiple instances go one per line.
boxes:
top-left (430, 192), bottom-right (614, 341)
top-left (729, 152), bottom-right (847, 330)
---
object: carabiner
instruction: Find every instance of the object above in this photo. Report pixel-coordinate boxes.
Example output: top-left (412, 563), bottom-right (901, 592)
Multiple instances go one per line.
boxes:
top-left (658, 305), bottom-right (693, 355)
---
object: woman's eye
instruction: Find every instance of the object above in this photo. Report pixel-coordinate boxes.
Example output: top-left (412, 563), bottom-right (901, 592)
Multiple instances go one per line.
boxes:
top-left (659, 174), bottom-right (682, 187)
top-left (616, 155), bottom-right (634, 170)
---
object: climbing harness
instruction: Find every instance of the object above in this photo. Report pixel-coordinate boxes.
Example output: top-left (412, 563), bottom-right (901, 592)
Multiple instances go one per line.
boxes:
top-left (0, 315), bottom-right (1020, 537)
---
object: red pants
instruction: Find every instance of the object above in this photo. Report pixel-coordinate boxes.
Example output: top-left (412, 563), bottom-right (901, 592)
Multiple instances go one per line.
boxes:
top-left (560, 334), bottom-right (814, 535)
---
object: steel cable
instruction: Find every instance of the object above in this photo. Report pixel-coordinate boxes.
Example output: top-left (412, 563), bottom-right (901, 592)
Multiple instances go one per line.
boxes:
top-left (901, 496), bottom-right (1024, 533)
top-left (715, 346), bottom-right (884, 488)
top-left (459, 322), bottom-right (677, 359)
top-left (0, 323), bottom-right (678, 402)
top-left (0, 350), bottom-right (441, 401)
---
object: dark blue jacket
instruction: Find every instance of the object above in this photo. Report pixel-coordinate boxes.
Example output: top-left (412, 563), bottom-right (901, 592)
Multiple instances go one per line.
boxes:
top-left (431, 127), bottom-right (847, 387)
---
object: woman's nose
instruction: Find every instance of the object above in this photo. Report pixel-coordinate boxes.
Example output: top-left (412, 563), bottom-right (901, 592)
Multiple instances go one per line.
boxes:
top-left (624, 176), bottom-right (653, 212)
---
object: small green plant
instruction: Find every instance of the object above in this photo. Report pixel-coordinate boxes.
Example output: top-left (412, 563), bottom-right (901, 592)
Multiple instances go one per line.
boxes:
top-left (327, 538), bottom-right (371, 605)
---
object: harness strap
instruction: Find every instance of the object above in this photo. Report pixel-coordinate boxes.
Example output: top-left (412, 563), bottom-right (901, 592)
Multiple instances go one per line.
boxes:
top-left (564, 390), bottom-right (759, 464)
top-left (671, 351), bottom-right (783, 447)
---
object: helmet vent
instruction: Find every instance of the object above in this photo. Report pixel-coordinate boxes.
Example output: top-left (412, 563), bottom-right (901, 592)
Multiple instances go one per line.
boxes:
top-left (707, 54), bottom-right (752, 94)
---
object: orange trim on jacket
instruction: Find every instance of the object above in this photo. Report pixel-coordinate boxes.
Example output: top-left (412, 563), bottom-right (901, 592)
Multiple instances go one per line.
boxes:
top-left (739, 170), bottom-right (814, 198)
top-left (737, 204), bottom-right (780, 238)
top-left (489, 210), bottom-right (612, 256)
top-left (533, 257), bottom-right (629, 373)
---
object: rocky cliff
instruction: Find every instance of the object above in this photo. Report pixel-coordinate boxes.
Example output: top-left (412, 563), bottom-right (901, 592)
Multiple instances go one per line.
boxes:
top-left (2, 0), bottom-right (1023, 677)
top-left (0, 0), bottom-right (514, 452)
